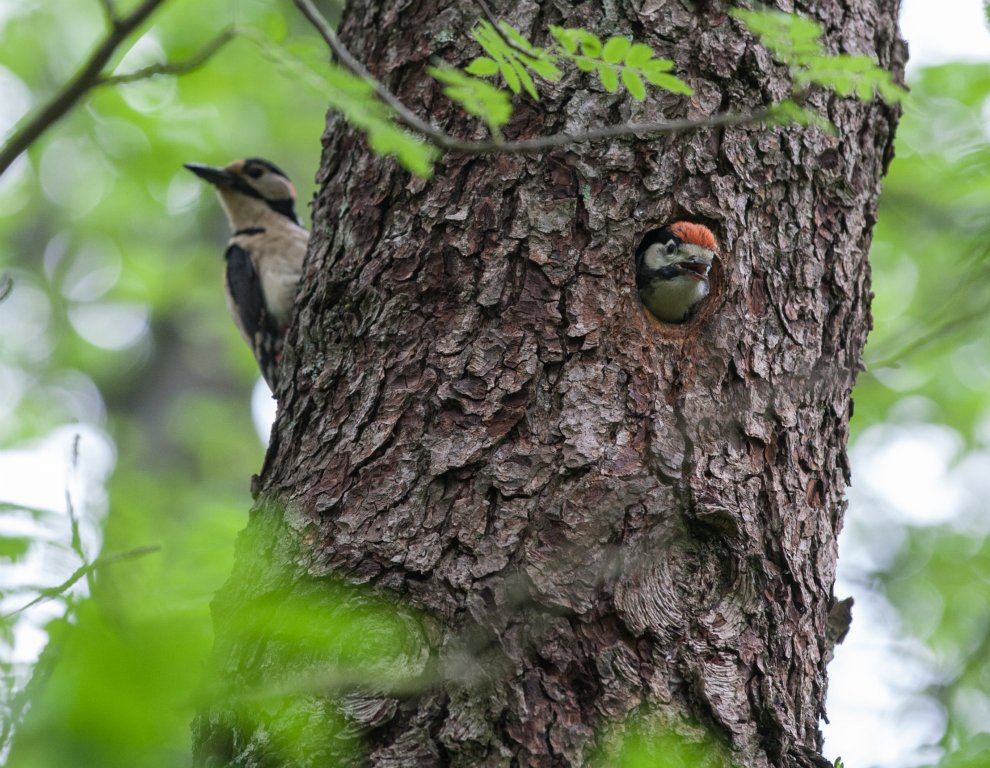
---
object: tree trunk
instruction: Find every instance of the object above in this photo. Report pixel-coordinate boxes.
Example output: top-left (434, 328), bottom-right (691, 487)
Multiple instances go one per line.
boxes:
top-left (194, 1), bottom-right (903, 766)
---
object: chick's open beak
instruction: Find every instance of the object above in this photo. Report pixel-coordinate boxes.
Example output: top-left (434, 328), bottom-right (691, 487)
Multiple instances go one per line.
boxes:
top-left (680, 257), bottom-right (712, 279)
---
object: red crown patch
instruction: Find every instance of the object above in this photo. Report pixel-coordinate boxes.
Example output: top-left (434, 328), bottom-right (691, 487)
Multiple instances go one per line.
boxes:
top-left (670, 222), bottom-right (718, 251)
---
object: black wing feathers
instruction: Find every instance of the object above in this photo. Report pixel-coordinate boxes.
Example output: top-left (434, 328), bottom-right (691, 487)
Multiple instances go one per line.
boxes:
top-left (225, 244), bottom-right (282, 389)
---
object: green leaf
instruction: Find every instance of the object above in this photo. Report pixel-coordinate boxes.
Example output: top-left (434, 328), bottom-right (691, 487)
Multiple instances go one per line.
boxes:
top-left (580, 32), bottom-right (602, 58)
top-left (473, 22), bottom-right (511, 61)
top-left (602, 36), bottom-right (631, 64)
top-left (0, 535), bottom-right (30, 560)
top-left (400, 145), bottom-right (440, 178)
top-left (529, 56), bottom-right (563, 81)
top-left (768, 100), bottom-right (836, 133)
top-left (262, 11), bottom-right (288, 43)
top-left (549, 25), bottom-right (578, 54)
top-left (734, 9), bottom-right (904, 105)
top-left (621, 68), bottom-right (646, 100)
top-left (732, 8), bottom-right (824, 62)
top-left (510, 59), bottom-right (539, 100)
top-left (470, 20), bottom-right (559, 97)
top-left (499, 21), bottom-right (538, 54)
top-left (367, 126), bottom-right (439, 178)
top-left (499, 60), bottom-right (521, 93)
top-left (795, 54), bottom-right (905, 103)
top-left (643, 71), bottom-right (693, 95)
top-left (574, 56), bottom-right (596, 72)
top-left (625, 42), bottom-right (653, 67)
top-left (598, 64), bottom-right (619, 93)
top-left (877, 78), bottom-right (906, 103)
top-left (466, 57), bottom-right (500, 76)
top-left (642, 58), bottom-right (674, 74)
top-left (428, 65), bottom-right (513, 130)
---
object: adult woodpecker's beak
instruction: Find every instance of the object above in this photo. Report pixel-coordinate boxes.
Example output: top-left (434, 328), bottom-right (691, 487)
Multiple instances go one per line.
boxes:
top-left (184, 163), bottom-right (235, 188)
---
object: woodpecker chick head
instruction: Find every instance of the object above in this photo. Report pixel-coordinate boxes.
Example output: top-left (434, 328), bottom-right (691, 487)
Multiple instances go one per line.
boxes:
top-left (184, 157), bottom-right (299, 229)
top-left (635, 222), bottom-right (717, 323)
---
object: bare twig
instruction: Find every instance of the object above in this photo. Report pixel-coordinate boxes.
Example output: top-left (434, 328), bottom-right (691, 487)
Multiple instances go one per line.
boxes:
top-left (2, 545), bottom-right (161, 620)
top-left (0, 0), bottom-right (231, 177)
top-left (0, 0), bottom-right (166, 176)
top-left (0, 0), bottom-right (165, 175)
top-left (294, 0), bottom-right (768, 157)
top-left (474, 110), bottom-right (770, 153)
top-left (0, 274), bottom-right (12, 304)
top-left (97, 29), bottom-right (236, 86)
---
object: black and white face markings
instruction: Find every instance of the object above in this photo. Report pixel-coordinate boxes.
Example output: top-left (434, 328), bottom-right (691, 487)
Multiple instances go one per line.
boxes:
top-left (636, 227), bottom-right (682, 277)
top-left (230, 158), bottom-right (298, 223)
top-left (634, 223), bottom-right (717, 323)
top-left (185, 158), bottom-right (300, 224)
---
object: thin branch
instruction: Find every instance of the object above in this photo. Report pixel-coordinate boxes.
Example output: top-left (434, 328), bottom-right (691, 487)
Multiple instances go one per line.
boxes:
top-left (96, 29), bottom-right (236, 86)
top-left (867, 305), bottom-right (990, 370)
top-left (65, 434), bottom-right (97, 594)
top-left (478, 110), bottom-right (771, 154)
top-left (293, 0), bottom-right (458, 149)
top-left (2, 545), bottom-right (161, 620)
top-left (66, 435), bottom-right (85, 562)
top-left (0, 0), bottom-right (169, 177)
top-left (0, 274), bottom-right (11, 304)
top-left (96, 0), bottom-right (119, 28)
top-left (470, 0), bottom-right (535, 58)
top-left (294, 0), bottom-right (768, 157)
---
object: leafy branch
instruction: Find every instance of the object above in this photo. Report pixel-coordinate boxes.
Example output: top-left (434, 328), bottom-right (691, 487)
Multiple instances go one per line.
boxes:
top-left (0, 0), bottom-right (235, 177)
top-left (293, 2), bottom-right (903, 179)
top-left (733, 8), bottom-right (905, 106)
top-left (471, 0), bottom-right (535, 60)
top-left (428, 66), bottom-right (513, 138)
top-left (466, 21), bottom-right (562, 101)
top-left (467, 21), bottom-right (693, 103)
top-left (554, 27), bottom-right (693, 98)
top-left (293, 0), bottom-right (767, 178)
top-left (97, 28), bottom-right (235, 87)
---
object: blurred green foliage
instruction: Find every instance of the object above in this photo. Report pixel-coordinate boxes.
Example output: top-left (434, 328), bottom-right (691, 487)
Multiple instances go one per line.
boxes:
top-left (857, 63), bottom-right (990, 440)
top-left (844, 62), bottom-right (990, 765)
top-left (0, 1), bottom-right (989, 767)
top-left (0, 0), bottom-right (339, 764)
top-left (732, 8), bottom-right (904, 103)
top-left (591, 712), bottom-right (731, 768)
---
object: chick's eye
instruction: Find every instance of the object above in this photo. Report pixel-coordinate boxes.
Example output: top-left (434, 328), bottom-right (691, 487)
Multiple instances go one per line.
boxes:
top-left (665, 241), bottom-right (678, 255)
top-left (245, 166), bottom-right (263, 179)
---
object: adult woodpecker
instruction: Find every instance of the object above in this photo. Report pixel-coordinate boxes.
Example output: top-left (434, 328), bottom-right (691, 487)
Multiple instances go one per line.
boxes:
top-left (185, 157), bottom-right (308, 391)
top-left (635, 222), bottom-right (717, 323)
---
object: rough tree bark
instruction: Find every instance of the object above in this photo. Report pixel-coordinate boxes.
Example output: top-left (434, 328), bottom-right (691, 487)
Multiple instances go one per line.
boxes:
top-left (195, 1), bottom-right (903, 766)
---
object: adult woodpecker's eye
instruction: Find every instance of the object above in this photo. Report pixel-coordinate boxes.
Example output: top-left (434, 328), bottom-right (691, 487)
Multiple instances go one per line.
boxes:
top-left (245, 166), bottom-right (263, 179)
